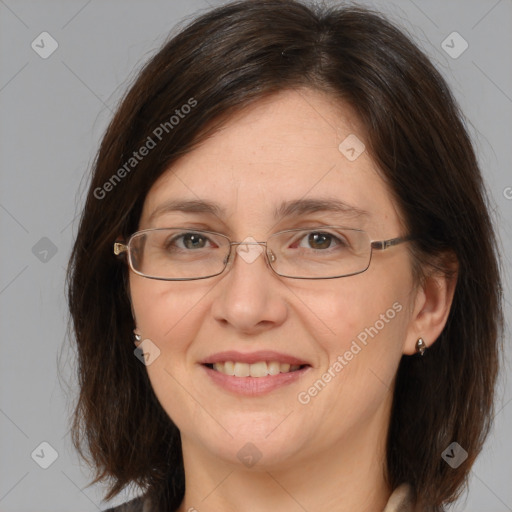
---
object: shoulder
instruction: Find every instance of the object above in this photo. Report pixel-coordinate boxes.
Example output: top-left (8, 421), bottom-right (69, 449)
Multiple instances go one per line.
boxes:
top-left (102, 495), bottom-right (154, 512)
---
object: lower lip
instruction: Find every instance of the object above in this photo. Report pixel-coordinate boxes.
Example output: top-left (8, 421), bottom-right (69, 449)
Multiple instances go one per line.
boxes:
top-left (201, 364), bottom-right (310, 396)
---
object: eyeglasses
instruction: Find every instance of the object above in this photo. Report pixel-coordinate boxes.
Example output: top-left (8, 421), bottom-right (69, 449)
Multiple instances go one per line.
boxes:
top-left (113, 226), bottom-right (411, 280)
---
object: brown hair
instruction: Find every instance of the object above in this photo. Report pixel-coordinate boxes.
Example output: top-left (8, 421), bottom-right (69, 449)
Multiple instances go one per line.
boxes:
top-left (66, 1), bottom-right (503, 510)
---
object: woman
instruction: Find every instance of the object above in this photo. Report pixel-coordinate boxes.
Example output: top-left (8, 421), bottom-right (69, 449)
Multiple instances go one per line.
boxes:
top-left (67, 1), bottom-right (503, 511)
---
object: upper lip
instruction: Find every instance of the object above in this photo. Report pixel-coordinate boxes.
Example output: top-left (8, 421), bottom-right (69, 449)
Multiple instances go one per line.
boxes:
top-left (200, 350), bottom-right (310, 366)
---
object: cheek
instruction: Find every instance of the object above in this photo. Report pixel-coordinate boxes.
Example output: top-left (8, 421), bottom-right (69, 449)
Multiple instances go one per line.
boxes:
top-left (306, 275), bottom-right (408, 351)
top-left (299, 282), bottom-right (408, 409)
top-left (129, 275), bottom-right (216, 360)
top-left (129, 276), bottom-right (214, 426)
top-left (286, 282), bottom-right (409, 454)
top-left (299, 267), bottom-right (412, 408)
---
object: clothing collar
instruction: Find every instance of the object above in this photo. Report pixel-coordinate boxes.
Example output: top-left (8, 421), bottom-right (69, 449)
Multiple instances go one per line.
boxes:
top-left (383, 483), bottom-right (415, 512)
top-left (125, 483), bottom-right (415, 511)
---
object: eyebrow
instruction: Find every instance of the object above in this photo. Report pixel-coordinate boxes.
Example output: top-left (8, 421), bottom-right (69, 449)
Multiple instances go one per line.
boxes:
top-left (148, 197), bottom-right (369, 223)
top-left (274, 198), bottom-right (369, 220)
top-left (148, 199), bottom-right (225, 223)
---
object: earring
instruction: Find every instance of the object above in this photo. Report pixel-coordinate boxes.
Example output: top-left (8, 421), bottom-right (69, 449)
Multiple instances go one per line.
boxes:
top-left (134, 330), bottom-right (142, 344)
top-left (415, 337), bottom-right (427, 356)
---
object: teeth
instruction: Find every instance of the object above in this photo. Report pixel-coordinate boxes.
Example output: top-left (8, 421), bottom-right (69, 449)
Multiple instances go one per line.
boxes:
top-left (234, 362), bottom-right (250, 377)
top-left (211, 361), bottom-right (303, 378)
top-left (224, 361), bottom-right (235, 375)
top-left (250, 361), bottom-right (268, 377)
top-left (268, 361), bottom-right (281, 375)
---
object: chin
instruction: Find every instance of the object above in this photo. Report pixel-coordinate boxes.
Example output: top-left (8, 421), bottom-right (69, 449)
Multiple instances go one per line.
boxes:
top-left (191, 417), bottom-right (308, 468)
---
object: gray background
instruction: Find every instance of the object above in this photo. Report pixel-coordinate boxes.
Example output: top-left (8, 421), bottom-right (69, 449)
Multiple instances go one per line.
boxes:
top-left (1, 0), bottom-right (511, 510)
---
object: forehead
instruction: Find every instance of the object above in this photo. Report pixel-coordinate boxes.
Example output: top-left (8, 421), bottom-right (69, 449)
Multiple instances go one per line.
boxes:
top-left (140, 89), bottom-right (402, 235)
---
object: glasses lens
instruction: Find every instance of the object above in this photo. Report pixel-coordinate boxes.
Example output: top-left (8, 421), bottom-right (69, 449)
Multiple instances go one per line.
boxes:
top-left (268, 227), bottom-right (371, 278)
top-left (128, 228), bottom-right (230, 280)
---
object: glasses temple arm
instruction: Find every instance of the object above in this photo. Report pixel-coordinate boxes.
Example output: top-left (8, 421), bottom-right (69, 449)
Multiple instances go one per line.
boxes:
top-left (371, 236), bottom-right (412, 251)
top-left (113, 242), bottom-right (128, 255)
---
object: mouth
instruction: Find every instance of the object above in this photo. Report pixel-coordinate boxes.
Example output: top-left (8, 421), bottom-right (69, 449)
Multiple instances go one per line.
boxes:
top-left (204, 361), bottom-right (308, 378)
top-left (200, 350), bottom-right (311, 395)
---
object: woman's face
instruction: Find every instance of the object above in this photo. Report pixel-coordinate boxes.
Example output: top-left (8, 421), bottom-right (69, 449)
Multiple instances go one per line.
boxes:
top-left (130, 89), bottom-right (419, 470)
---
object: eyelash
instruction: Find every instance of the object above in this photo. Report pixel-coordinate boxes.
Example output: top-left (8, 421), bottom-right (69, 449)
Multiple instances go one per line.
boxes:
top-left (164, 229), bottom-right (349, 251)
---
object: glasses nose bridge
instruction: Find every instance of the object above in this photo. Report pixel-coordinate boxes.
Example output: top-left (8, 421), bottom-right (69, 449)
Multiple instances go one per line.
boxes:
top-left (229, 240), bottom-right (268, 248)
top-left (226, 239), bottom-right (275, 269)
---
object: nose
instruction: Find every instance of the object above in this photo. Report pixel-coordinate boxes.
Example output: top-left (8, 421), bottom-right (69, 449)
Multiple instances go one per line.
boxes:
top-left (210, 240), bottom-right (288, 334)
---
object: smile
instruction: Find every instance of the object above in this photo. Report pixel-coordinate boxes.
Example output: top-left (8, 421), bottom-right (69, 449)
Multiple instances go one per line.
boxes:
top-left (200, 350), bottom-right (312, 395)
top-left (207, 361), bottom-right (304, 377)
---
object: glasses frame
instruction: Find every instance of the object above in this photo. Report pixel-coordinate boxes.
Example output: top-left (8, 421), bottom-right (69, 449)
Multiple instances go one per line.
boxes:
top-left (113, 226), bottom-right (412, 281)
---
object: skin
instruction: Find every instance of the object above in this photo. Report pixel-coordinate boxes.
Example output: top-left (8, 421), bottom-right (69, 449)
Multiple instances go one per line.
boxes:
top-left (129, 88), bottom-right (456, 512)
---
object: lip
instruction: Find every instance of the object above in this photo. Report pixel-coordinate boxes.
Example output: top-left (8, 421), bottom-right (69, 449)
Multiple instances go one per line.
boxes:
top-left (201, 363), bottom-right (311, 396)
top-left (200, 350), bottom-right (310, 366)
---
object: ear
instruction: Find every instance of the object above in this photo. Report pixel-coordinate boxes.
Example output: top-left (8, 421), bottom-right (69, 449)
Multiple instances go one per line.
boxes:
top-left (403, 258), bottom-right (458, 355)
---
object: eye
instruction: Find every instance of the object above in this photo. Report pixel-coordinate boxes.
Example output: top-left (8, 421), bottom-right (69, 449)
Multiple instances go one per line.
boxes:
top-left (295, 230), bottom-right (348, 250)
top-left (166, 232), bottom-right (215, 250)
